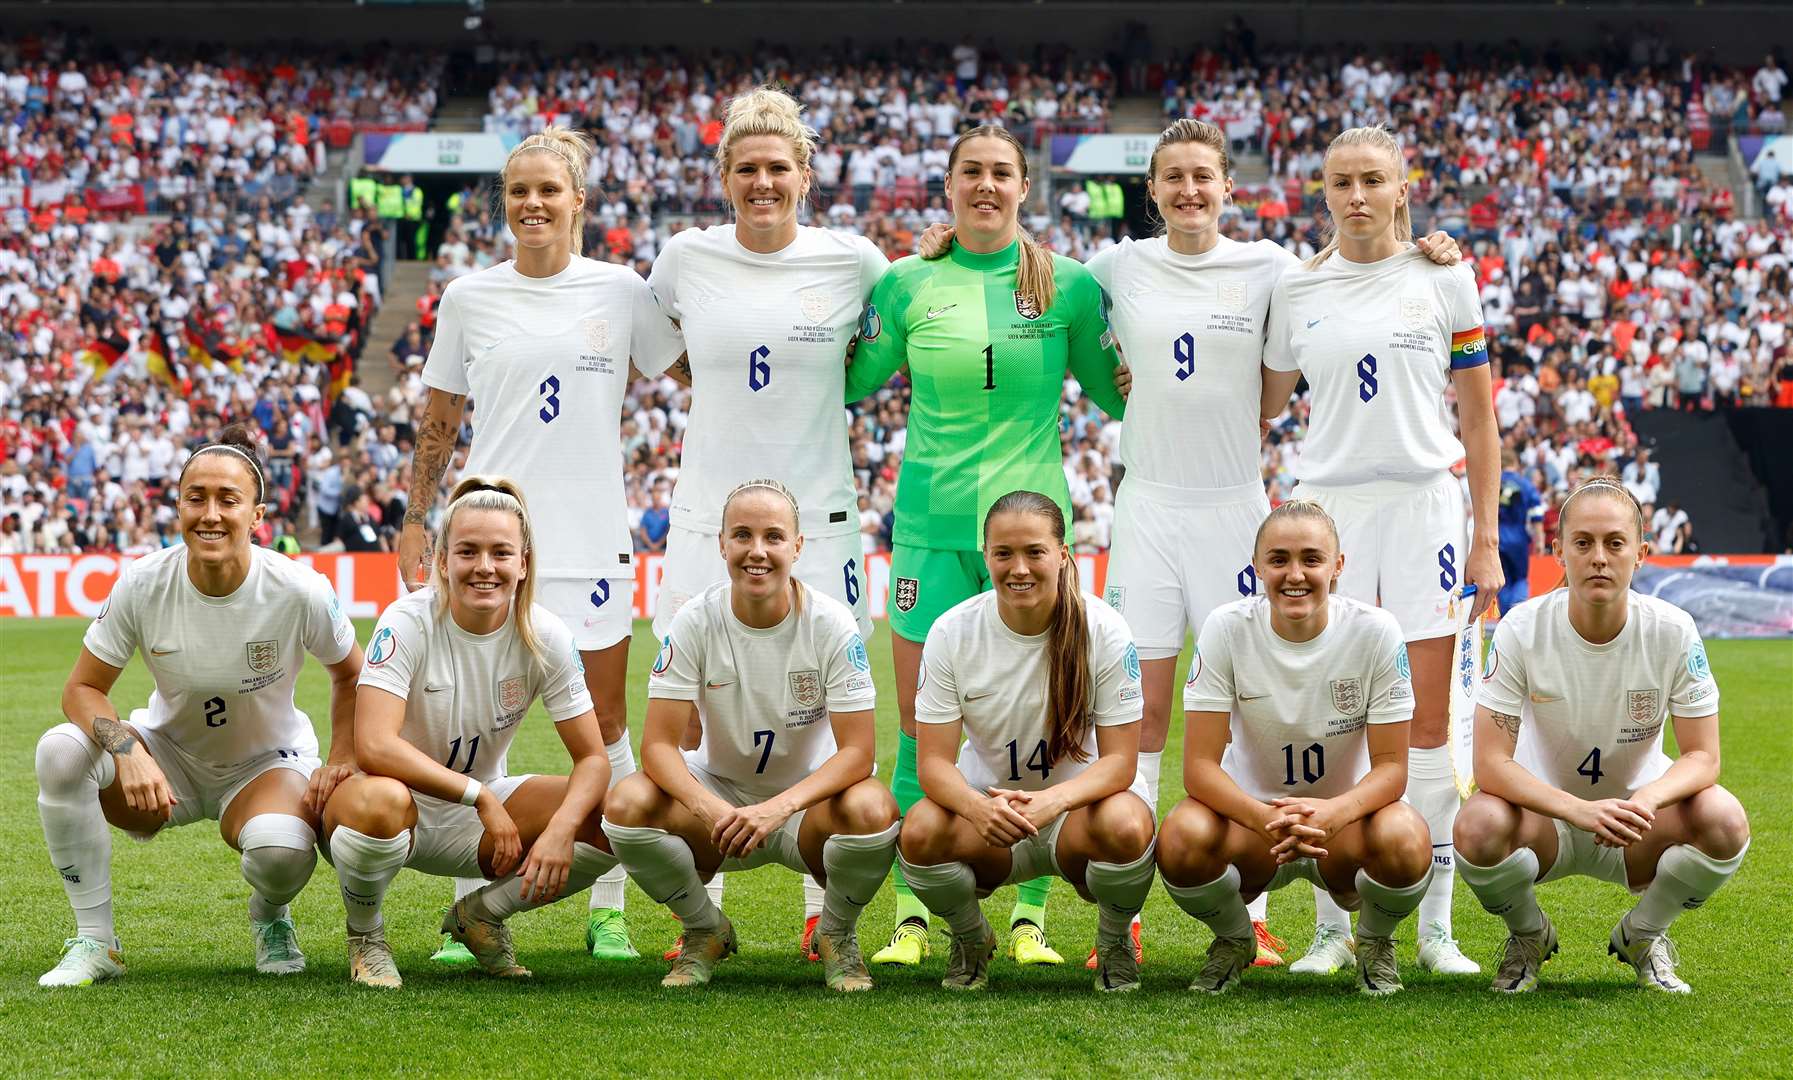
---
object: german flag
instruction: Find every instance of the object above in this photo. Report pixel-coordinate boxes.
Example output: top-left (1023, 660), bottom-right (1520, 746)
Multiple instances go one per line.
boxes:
top-left (269, 322), bottom-right (339, 364)
top-left (325, 350), bottom-right (354, 403)
top-left (185, 317), bottom-right (245, 373)
top-left (143, 333), bottom-right (191, 395)
top-left (78, 333), bottom-right (129, 374)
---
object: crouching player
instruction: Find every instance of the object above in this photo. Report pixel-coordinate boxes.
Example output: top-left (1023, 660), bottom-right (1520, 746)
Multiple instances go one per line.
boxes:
top-left (1157, 500), bottom-right (1433, 996)
top-left (603, 480), bottom-right (900, 991)
top-left (324, 477), bottom-right (619, 988)
top-left (896, 491), bottom-right (1156, 993)
top-left (1456, 477), bottom-right (1750, 993)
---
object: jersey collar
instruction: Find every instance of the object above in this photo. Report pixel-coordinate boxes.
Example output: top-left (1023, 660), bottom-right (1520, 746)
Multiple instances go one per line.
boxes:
top-left (949, 239), bottom-right (1020, 272)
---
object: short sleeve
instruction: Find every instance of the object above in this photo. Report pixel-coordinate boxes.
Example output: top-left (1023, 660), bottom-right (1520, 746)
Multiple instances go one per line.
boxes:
top-left (1060, 261), bottom-right (1126, 419)
top-left (1082, 241), bottom-right (1120, 293)
top-left (1263, 277), bottom-right (1298, 373)
top-left (1669, 624), bottom-right (1720, 719)
top-left (844, 264), bottom-right (910, 401)
top-left (823, 616), bottom-right (877, 712)
top-left (646, 232), bottom-right (683, 320)
top-left (1445, 265), bottom-right (1489, 370)
top-left (83, 565), bottom-right (139, 668)
top-left (854, 236), bottom-right (890, 303)
top-left (1366, 625), bottom-right (1415, 724)
top-left (535, 613), bottom-right (594, 722)
top-left (646, 605), bottom-right (705, 701)
top-left (301, 571), bottom-right (357, 666)
top-left (1476, 619), bottom-right (1528, 715)
top-left (421, 285), bottom-right (469, 395)
top-left (1090, 620), bottom-right (1143, 725)
top-left (358, 606), bottom-right (421, 701)
top-left (1182, 615), bottom-right (1237, 713)
top-left (912, 626), bottom-right (962, 725)
top-left (628, 272), bottom-right (685, 378)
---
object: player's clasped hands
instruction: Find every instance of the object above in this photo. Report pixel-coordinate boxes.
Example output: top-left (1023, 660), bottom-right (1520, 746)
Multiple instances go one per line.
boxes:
top-left (1263, 796), bottom-right (1345, 863)
top-left (1575, 797), bottom-right (1656, 847)
top-left (973, 787), bottom-right (1041, 847)
top-left (713, 800), bottom-right (794, 860)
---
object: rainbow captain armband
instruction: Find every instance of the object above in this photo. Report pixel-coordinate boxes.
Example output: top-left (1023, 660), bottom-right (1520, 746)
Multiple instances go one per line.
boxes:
top-left (1450, 327), bottom-right (1489, 369)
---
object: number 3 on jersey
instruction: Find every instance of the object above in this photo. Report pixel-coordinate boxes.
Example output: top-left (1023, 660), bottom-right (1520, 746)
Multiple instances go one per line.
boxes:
top-left (539, 375), bottom-right (560, 423)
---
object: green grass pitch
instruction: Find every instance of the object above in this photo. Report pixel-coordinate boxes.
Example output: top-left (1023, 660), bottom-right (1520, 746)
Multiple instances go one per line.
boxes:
top-left (0, 618), bottom-right (1786, 1077)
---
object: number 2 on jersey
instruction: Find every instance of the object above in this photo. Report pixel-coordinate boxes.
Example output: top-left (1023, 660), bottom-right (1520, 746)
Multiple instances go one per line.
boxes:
top-left (1006, 738), bottom-right (1050, 782)
top-left (203, 696), bottom-right (227, 728)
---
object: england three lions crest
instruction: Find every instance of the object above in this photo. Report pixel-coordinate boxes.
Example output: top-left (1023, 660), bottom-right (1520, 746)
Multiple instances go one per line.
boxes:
top-left (1331, 677), bottom-right (1364, 715)
top-left (894, 576), bottom-right (919, 613)
top-left (1218, 280), bottom-right (1247, 312)
top-left (1015, 291), bottom-right (1043, 321)
top-left (1401, 297), bottom-right (1432, 330)
top-left (1628, 689), bottom-right (1661, 724)
top-left (499, 676), bottom-right (526, 715)
top-left (582, 319), bottom-right (609, 353)
top-left (789, 670), bottom-right (822, 709)
top-left (246, 640), bottom-right (279, 674)
top-left (799, 289), bottom-right (831, 324)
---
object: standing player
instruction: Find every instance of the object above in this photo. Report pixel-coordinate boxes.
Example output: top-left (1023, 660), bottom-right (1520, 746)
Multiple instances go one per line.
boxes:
top-left (646, 87), bottom-right (887, 957)
top-left (603, 480), bottom-right (901, 991)
top-left (325, 477), bottom-right (621, 989)
top-left (847, 126), bottom-right (1127, 967)
top-left (896, 491), bottom-right (1156, 992)
top-left (1495, 449), bottom-right (1543, 620)
top-left (401, 128), bottom-right (685, 961)
top-left (1262, 125), bottom-right (1502, 976)
top-left (35, 427), bottom-right (363, 987)
top-left (1456, 478), bottom-right (1749, 993)
top-left (1157, 500), bottom-right (1433, 996)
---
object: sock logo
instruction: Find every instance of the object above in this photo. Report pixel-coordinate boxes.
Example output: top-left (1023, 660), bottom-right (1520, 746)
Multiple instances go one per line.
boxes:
top-left (57, 864), bottom-right (81, 884)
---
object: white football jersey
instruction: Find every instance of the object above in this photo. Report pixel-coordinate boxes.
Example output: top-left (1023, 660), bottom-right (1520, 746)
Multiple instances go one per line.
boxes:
top-left (84, 545), bottom-right (356, 766)
top-left (1184, 594), bottom-right (1413, 802)
top-left (1265, 248), bottom-right (1488, 486)
top-left (1478, 590), bottom-right (1717, 796)
top-left (1085, 236), bottom-right (1297, 489)
top-left (647, 225), bottom-right (887, 538)
top-left (915, 591), bottom-right (1142, 793)
top-left (424, 258), bottom-right (685, 578)
top-left (358, 588), bottom-right (591, 784)
top-left (648, 581), bottom-right (875, 797)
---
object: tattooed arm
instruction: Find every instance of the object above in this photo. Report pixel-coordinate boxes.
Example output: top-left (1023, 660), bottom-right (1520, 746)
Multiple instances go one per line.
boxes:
top-left (1472, 702), bottom-right (1650, 841)
top-left (398, 388), bottom-right (466, 590)
top-left (62, 648), bottom-right (175, 818)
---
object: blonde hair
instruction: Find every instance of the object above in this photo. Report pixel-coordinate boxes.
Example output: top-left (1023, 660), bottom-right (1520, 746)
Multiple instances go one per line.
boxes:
top-left (1558, 475), bottom-right (1647, 542)
top-left (1304, 125), bottom-right (1412, 270)
top-left (722, 477), bottom-right (804, 614)
top-left (985, 491), bottom-right (1090, 770)
top-left (716, 85), bottom-right (817, 177)
top-left (1149, 119), bottom-right (1232, 181)
top-left (501, 126), bottom-right (594, 256)
top-left (1253, 498), bottom-right (1341, 558)
top-left (434, 475), bottom-right (544, 663)
top-left (947, 126), bottom-right (1057, 314)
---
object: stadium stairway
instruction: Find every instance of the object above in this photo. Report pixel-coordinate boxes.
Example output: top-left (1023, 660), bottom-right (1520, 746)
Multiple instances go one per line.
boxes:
top-left (363, 261), bottom-right (433, 400)
top-left (1631, 408), bottom-right (1778, 553)
top-left (1108, 97), bottom-right (1165, 133)
top-left (433, 97), bottom-right (485, 133)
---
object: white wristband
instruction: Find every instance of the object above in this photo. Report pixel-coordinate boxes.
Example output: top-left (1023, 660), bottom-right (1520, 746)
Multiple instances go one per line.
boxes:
top-left (460, 778), bottom-right (482, 807)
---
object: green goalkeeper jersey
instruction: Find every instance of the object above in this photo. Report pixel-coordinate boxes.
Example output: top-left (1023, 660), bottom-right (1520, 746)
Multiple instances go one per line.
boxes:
top-left (846, 239), bottom-right (1125, 551)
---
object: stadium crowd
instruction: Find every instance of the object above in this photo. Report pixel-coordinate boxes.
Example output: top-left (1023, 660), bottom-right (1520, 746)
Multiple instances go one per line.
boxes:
top-left (3, 42), bottom-right (1791, 557)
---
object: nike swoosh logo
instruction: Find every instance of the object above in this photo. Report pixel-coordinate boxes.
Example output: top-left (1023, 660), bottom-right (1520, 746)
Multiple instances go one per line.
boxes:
top-left (424, 685), bottom-right (449, 694)
top-left (965, 690), bottom-right (995, 701)
top-left (1238, 692), bottom-right (1267, 701)
top-left (926, 305), bottom-right (956, 319)
top-left (150, 647), bottom-right (178, 656)
top-left (705, 681), bottom-right (732, 690)
top-left (1306, 319), bottom-right (1323, 329)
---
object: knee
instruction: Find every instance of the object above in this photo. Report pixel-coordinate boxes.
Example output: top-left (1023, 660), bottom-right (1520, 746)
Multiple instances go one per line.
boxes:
top-left (600, 773), bottom-right (662, 829)
top-left (1453, 792), bottom-right (1520, 865)
top-left (1365, 803), bottom-right (1432, 885)
top-left (1092, 794), bottom-right (1155, 863)
top-left (897, 799), bottom-right (951, 864)
top-left (329, 776), bottom-right (412, 837)
top-left (1155, 799), bottom-right (1224, 885)
top-left (837, 780), bottom-right (899, 835)
top-left (36, 723), bottom-right (102, 792)
top-left (1688, 786), bottom-right (1751, 859)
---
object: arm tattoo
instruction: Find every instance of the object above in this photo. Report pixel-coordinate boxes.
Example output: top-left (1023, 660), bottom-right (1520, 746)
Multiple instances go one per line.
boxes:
top-left (93, 715), bottom-right (135, 754)
top-left (1490, 710), bottom-right (1522, 743)
top-left (671, 355), bottom-right (693, 383)
top-left (405, 393), bottom-right (464, 526)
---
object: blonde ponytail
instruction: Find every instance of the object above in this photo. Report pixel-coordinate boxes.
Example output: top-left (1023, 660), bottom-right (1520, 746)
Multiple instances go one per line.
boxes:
top-left (502, 126), bottom-right (595, 257)
top-left (1303, 125), bottom-right (1412, 270)
top-left (434, 475), bottom-right (546, 663)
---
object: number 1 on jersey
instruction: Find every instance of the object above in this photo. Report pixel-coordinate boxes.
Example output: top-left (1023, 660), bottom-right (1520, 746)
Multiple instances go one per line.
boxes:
top-left (982, 344), bottom-right (995, 390)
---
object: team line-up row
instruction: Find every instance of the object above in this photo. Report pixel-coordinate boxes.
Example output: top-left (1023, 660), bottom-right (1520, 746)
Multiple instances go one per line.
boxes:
top-left (35, 457), bottom-right (1747, 995)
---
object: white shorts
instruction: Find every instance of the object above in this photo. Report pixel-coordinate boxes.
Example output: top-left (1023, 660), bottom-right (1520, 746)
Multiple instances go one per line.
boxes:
top-left (537, 575), bottom-right (635, 652)
top-left (1105, 478), bottom-right (1270, 659)
top-left (953, 745), bottom-right (1094, 884)
top-left (684, 759), bottom-right (810, 875)
top-left (132, 711), bottom-right (319, 831)
top-left (1541, 817), bottom-right (1634, 891)
top-left (1291, 473), bottom-right (1468, 642)
top-left (405, 773), bottom-right (534, 878)
top-left (1259, 855), bottom-right (1360, 910)
top-left (654, 524), bottom-right (873, 641)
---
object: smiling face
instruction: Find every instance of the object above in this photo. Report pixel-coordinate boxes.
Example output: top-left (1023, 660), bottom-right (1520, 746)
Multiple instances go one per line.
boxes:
top-left (1322, 141), bottom-right (1406, 248)
top-left (438, 506), bottom-right (526, 626)
top-left (1556, 489), bottom-right (1646, 607)
top-left (725, 133), bottom-right (807, 245)
top-left (178, 451), bottom-right (263, 563)
top-left (1148, 140), bottom-right (1231, 240)
top-left (720, 489), bottom-right (801, 606)
top-left (1254, 515), bottom-right (1342, 629)
top-left (947, 135), bottom-right (1029, 249)
top-left (503, 149), bottom-right (583, 258)
top-left (983, 510), bottom-right (1066, 624)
